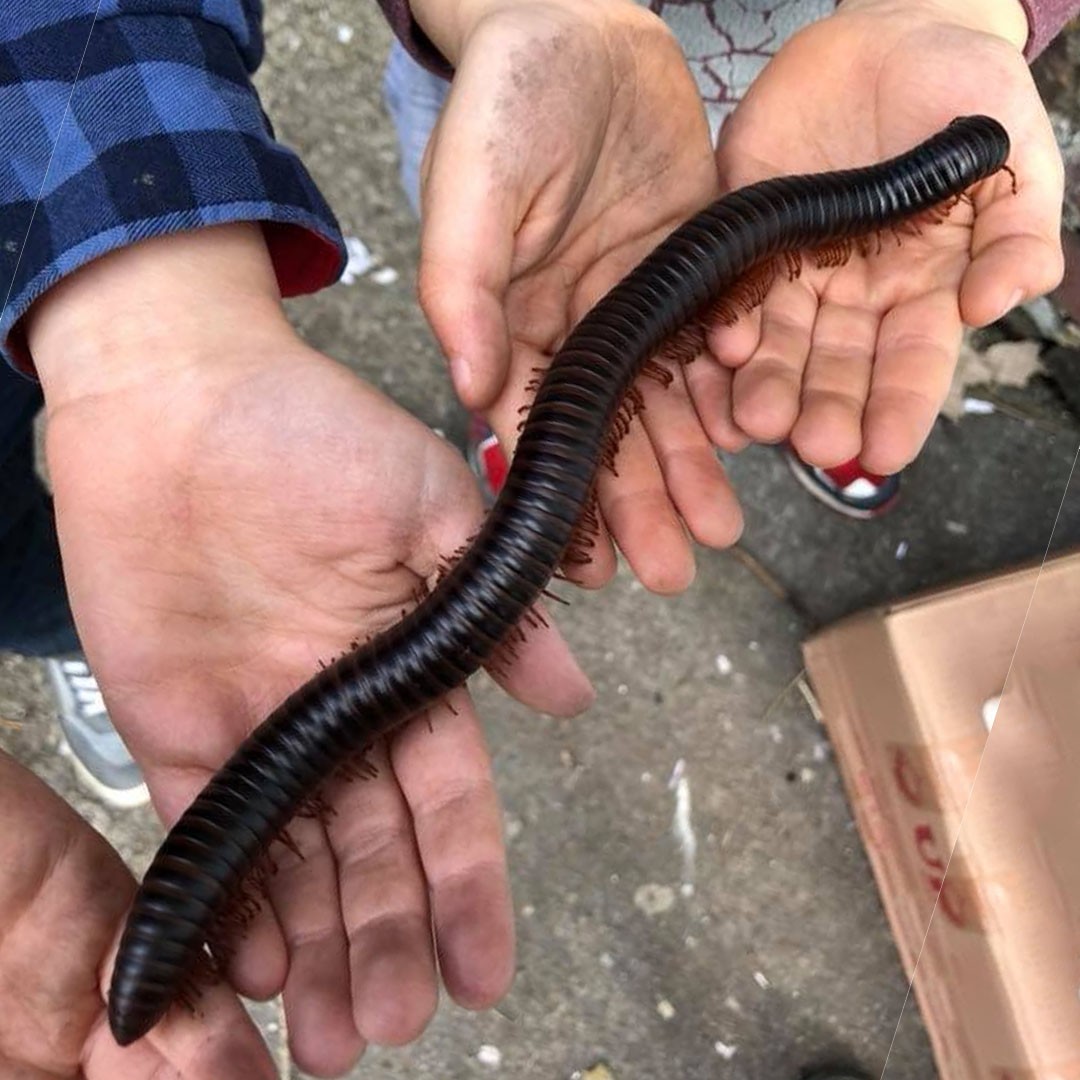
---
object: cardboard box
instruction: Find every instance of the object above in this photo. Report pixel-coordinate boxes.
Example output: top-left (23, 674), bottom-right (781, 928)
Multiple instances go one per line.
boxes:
top-left (803, 551), bottom-right (1080, 1080)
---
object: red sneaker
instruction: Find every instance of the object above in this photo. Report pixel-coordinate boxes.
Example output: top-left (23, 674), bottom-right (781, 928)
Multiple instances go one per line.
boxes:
top-left (465, 415), bottom-right (509, 505)
top-left (785, 449), bottom-right (900, 519)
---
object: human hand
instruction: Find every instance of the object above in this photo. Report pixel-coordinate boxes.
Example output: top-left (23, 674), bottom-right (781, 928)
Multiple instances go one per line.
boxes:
top-left (410, 0), bottom-right (744, 595)
top-left (27, 224), bottom-right (594, 1077)
top-left (709, 0), bottom-right (1065, 474)
top-left (0, 750), bottom-right (277, 1079)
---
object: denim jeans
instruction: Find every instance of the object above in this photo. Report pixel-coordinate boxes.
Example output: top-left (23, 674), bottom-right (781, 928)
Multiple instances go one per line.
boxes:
top-left (0, 365), bottom-right (79, 657)
top-left (382, 40), bottom-right (450, 216)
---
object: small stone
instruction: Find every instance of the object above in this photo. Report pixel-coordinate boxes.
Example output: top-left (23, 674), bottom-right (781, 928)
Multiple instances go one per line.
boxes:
top-left (714, 1041), bottom-right (738, 1060)
top-left (336, 24), bottom-right (354, 43)
top-left (477, 1044), bottom-right (502, 1068)
top-left (657, 998), bottom-right (676, 1020)
top-left (633, 883), bottom-right (676, 916)
top-left (715, 654), bottom-right (734, 676)
top-left (574, 1065), bottom-right (616, 1080)
top-left (753, 971), bottom-right (770, 990)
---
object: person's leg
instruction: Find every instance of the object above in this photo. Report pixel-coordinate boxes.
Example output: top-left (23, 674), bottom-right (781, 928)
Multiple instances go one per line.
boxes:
top-left (0, 365), bottom-right (148, 806)
top-left (0, 370), bottom-right (78, 656)
top-left (382, 39), bottom-right (451, 217)
top-left (383, 42), bottom-right (515, 502)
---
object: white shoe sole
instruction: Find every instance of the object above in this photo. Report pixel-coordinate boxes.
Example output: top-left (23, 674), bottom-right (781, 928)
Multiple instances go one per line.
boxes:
top-left (56, 735), bottom-right (151, 809)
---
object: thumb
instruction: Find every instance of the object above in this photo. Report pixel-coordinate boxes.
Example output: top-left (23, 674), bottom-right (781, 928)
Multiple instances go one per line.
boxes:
top-left (416, 77), bottom-right (516, 411)
top-left (407, 436), bottom-right (596, 719)
top-left (960, 137), bottom-right (1064, 327)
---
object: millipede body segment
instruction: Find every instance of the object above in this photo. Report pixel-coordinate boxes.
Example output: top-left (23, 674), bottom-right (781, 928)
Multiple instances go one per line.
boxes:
top-left (109, 116), bottom-right (1011, 1046)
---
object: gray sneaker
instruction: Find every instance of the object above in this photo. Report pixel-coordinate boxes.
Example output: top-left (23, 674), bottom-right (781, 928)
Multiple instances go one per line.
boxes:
top-left (45, 654), bottom-right (149, 808)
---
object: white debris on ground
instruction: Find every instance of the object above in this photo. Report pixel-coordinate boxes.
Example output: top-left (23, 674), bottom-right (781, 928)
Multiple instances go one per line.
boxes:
top-left (715, 653), bottom-right (734, 676)
top-left (945, 520), bottom-right (969, 536)
top-left (714, 1040), bottom-right (738, 1060)
top-left (753, 971), bottom-right (771, 990)
top-left (668, 759), bottom-right (697, 893)
top-left (477, 1044), bottom-right (502, 1068)
top-left (371, 266), bottom-right (399, 285)
top-left (895, 539), bottom-right (909, 560)
top-left (941, 336), bottom-right (1043, 420)
top-left (336, 23), bottom-right (354, 43)
top-left (963, 397), bottom-right (996, 415)
top-left (633, 882), bottom-right (676, 916)
top-left (340, 236), bottom-right (376, 284)
top-left (656, 998), bottom-right (676, 1020)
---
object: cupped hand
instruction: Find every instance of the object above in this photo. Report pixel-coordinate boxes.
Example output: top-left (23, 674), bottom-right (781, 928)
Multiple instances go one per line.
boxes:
top-left (410, 0), bottom-right (745, 595)
top-left (709, 0), bottom-right (1065, 474)
top-left (0, 751), bottom-right (277, 1079)
top-left (28, 224), bottom-right (594, 1077)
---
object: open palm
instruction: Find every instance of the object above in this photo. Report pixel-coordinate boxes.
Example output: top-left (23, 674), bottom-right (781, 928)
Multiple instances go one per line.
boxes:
top-left (709, 4), bottom-right (1064, 474)
top-left (417, 0), bottom-right (745, 596)
top-left (43, 335), bottom-right (592, 1077)
top-left (0, 753), bottom-right (276, 1079)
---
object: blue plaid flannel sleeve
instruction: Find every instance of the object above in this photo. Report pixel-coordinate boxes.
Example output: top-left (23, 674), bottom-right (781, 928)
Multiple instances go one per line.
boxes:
top-left (0, 2), bottom-right (346, 372)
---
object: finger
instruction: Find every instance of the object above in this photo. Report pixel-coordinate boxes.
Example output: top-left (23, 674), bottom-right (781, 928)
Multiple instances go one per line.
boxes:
top-left (961, 138), bottom-right (1065, 326)
top-left (789, 302), bottom-right (879, 468)
top-left (264, 818), bottom-right (365, 1078)
top-left (683, 356), bottom-right (750, 452)
top-left (730, 277), bottom-right (817, 442)
top-left (390, 689), bottom-right (514, 1010)
top-left (860, 288), bottom-right (962, 475)
top-left (707, 304), bottom-right (762, 368)
top-left (89, 945), bottom-right (276, 1080)
top-left (325, 739), bottom-right (438, 1047)
top-left (595, 416), bottom-right (697, 595)
top-left (638, 366), bottom-right (744, 549)
top-left (149, 769), bottom-right (290, 1005)
top-left (485, 598), bottom-right (596, 717)
top-left (417, 77), bottom-right (515, 409)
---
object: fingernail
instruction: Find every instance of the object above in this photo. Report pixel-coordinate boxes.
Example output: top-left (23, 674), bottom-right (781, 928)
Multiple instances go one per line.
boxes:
top-left (449, 355), bottom-right (471, 398)
top-left (998, 288), bottom-right (1023, 322)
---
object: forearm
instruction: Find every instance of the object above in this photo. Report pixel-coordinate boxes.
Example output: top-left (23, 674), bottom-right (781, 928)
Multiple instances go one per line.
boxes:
top-left (1, 3), bottom-right (343, 374)
top-left (839, 0), bottom-right (1080, 56)
top-left (381, 0), bottom-right (644, 71)
top-left (29, 224), bottom-right (291, 409)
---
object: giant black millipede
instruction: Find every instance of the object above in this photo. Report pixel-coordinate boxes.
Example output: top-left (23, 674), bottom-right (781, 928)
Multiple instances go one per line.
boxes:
top-left (109, 115), bottom-right (1012, 1046)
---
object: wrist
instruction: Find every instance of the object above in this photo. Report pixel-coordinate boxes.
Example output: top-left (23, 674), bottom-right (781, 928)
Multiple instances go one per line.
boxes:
top-left (28, 223), bottom-right (295, 409)
top-left (410, 0), bottom-right (643, 64)
top-left (838, 0), bottom-right (1028, 50)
